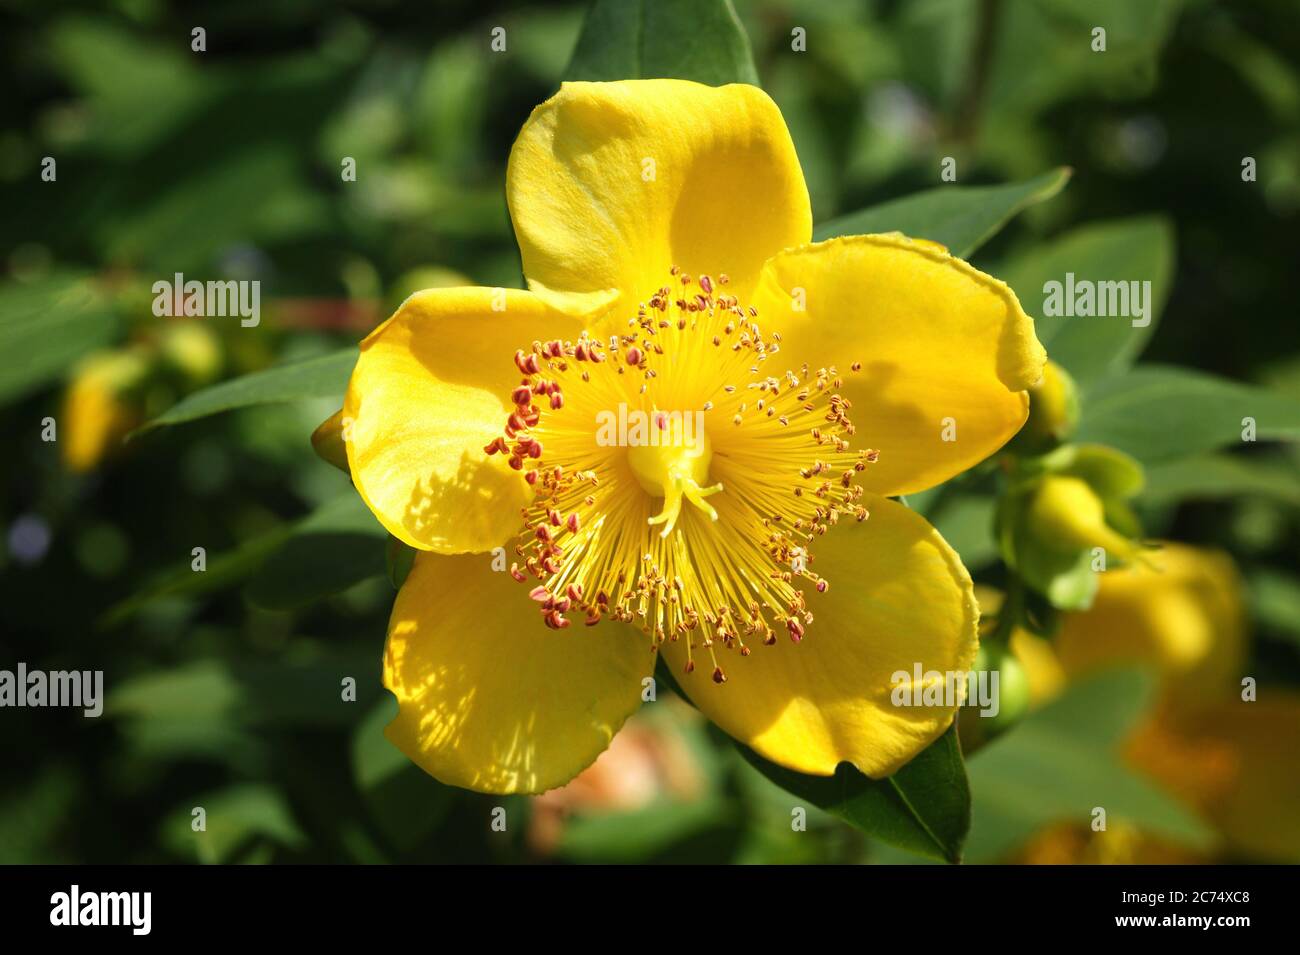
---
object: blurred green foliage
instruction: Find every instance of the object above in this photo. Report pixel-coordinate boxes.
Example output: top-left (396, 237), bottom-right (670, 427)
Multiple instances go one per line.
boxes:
top-left (2, 0), bottom-right (1298, 863)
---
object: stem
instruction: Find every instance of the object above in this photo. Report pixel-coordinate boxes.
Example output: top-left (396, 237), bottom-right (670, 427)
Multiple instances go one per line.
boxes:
top-left (988, 574), bottom-right (1023, 646)
top-left (953, 0), bottom-right (1001, 145)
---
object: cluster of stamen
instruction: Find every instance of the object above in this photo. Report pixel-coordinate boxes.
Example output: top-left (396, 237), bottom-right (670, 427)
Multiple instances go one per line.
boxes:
top-left (483, 268), bottom-right (878, 684)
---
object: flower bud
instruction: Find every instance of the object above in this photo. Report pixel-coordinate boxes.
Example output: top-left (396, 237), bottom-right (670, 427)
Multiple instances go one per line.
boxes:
top-left (311, 408), bottom-right (351, 474)
top-left (1016, 360), bottom-right (1078, 452)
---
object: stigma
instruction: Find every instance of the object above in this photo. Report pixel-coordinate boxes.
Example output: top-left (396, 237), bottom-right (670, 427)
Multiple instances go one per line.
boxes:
top-left (627, 417), bottom-right (723, 536)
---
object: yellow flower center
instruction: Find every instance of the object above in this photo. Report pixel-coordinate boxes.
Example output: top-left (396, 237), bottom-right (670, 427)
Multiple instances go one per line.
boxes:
top-left (485, 269), bottom-right (877, 682)
top-left (626, 418), bottom-right (722, 535)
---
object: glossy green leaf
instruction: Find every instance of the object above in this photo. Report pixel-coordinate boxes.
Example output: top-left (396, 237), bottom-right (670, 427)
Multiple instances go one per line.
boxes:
top-left (565, 0), bottom-right (759, 86)
top-left (740, 724), bottom-right (970, 863)
top-left (1076, 365), bottom-right (1300, 464)
top-left (137, 348), bottom-right (356, 433)
top-left (812, 168), bottom-right (1070, 256)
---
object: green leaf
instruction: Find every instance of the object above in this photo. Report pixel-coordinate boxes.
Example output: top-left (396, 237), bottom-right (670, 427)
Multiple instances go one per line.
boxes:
top-left (927, 493), bottom-right (998, 571)
top-left (1026, 442), bottom-right (1146, 499)
top-left (558, 796), bottom-right (735, 863)
top-left (0, 273), bottom-right (120, 404)
top-left (243, 493), bottom-right (387, 610)
top-left (812, 168), bottom-right (1070, 257)
top-left (162, 784), bottom-right (306, 864)
top-left (351, 697), bottom-right (453, 849)
top-left (1141, 453), bottom-right (1300, 507)
top-left (1250, 570), bottom-right (1300, 647)
top-left (565, 0), bottom-right (759, 86)
top-left (963, 669), bottom-right (1215, 862)
top-left (998, 217), bottom-right (1174, 385)
top-left (1076, 365), bottom-right (1300, 464)
top-left (740, 724), bottom-right (970, 863)
top-left (103, 492), bottom-right (383, 625)
top-left (136, 348), bottom-right (356, 433)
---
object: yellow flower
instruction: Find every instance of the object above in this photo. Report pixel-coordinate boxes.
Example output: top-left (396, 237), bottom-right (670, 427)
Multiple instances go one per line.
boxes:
top-left (1013, 543), bottom-right (1300, 862)
top-left (339, 80), bottom-right (1045, 793)
top-left (62, 348), bottom-right (149, 473)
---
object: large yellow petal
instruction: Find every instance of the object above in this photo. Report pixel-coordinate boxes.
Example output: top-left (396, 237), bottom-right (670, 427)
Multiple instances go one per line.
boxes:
top-left (662, 495), bottom-right (978, 777)
top-left (344, 287), bottom-right (578, 554)
top-left (507, 80), bottom-right (811, 320)
top-left (383, 551), bottom-right (652, 794)
top-left (1054, 543), bottom-right (1245, 707)
top-left (751, 234), bottom-right (1046, 497)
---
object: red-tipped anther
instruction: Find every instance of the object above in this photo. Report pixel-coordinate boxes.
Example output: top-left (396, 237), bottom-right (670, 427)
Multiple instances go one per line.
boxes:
top-left (566, 583), bottom-right (584, 601)
top-left (510, 564), bottom-right (527, 583)
top-left (549, 392), bottom-right (564, 410)
top-left (512, 386), bottom-right (533, 406)
top-left (483, 437), bottom-right (507, 455)
top-left (508, 411), bottom-right (528, 433)
top-left (524, 469), bottom-right (538, 485)
top-left (513, 349), bottom-right (529, 373)
top-left (787, 618), bottom-right (805, 643)
top-left (527, 440), bottom-right (543, 459)
top-left (542, 557), bottom-right (561, 574)
top-left (508, 456), bottom-right (524, 471)
top-left (699, 274), bottom-right (713, 295)
top-left (626, 346), bottom-right (643, 367)
top-left (712, 666), bottom-right (727, 684)
top-left (566, 513), bottom-right (580, 533)
top-left (535, 525), bottom-right (553, 543)
top-left (684, 660), bottom-right (696, 674)
top-left (585, 608), bottom-right (602, 626)
top-left (816, 579), bottom-right (829, 593)
top-left (547, 508), bottom-right (562, 527)
top-left (574, 342), bottom-right (589, 361)
top-left (528, 585), bottom-right (551, 602)
top-left (544, 609), bottom-right (570, 630)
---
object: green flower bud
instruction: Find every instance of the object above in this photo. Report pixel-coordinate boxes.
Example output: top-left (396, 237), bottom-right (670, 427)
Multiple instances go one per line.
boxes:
top-left (1015, 359), bottom-right (1078, 452)
top-left (311, 408), bottom-right (351, 474)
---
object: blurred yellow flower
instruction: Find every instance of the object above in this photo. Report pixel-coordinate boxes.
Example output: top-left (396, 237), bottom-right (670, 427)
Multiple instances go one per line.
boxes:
top-left (61, 349), bottom-right (149, 473)
top-left (335, 79), bottom-right (1045, 793)
top-left (1012, 543), bottom-right (1300, 862)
